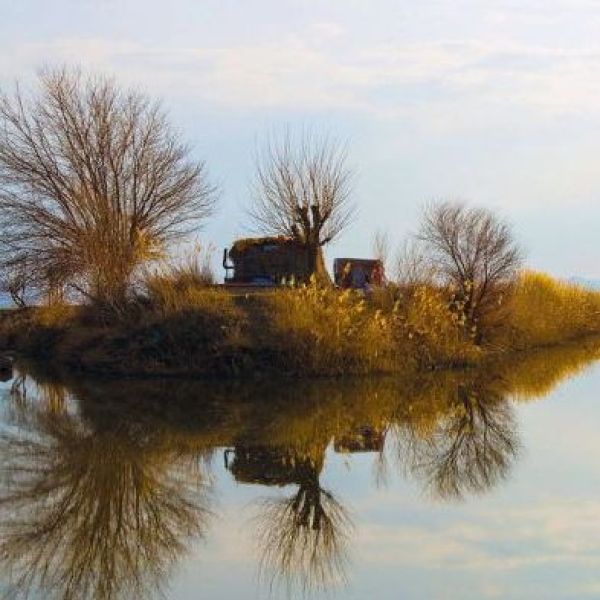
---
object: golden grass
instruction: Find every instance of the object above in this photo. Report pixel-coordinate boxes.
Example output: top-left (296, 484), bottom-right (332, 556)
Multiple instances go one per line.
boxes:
top-left (264, 284), bottom-right (401, 375)
top-left (4, 270), bottom-right (600, 377)
top-left (400, 284), bottom-right (481, 367)
top-left (142, 247), bottom-right (216, 303)
top-left (502, 271), bottom-right (600, 349)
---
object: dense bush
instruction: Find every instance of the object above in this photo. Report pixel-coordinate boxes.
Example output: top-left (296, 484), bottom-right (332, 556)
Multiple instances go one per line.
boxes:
top-left (264, 284), bottom-right (401, 375)
top-left (499, 271), bottom-right (600, 349)
top-left (2, 271), bottom-right (600, 377)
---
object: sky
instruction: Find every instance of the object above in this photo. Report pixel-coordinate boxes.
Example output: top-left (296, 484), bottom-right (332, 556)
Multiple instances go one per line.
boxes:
top-left (2, 0), bottom-right (600, 278)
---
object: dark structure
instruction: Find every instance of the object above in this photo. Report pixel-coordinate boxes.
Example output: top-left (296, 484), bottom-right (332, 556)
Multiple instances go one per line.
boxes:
top-left (0, 355), bottom-right (12, 383)
top-left (223, 237), bottom-right (384, 289)
top-left (223, 237), bottom-right (316, 285)
top-left (224, 445), bottom-right (324, 486)
top-left (334, 425), bottom-right (386, 453)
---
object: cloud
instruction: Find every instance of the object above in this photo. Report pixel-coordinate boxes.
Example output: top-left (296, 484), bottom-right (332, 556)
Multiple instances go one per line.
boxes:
top-left (309, 22), bottom-right (347, 39)
top-left (4, 29), bottom-right (600, 125)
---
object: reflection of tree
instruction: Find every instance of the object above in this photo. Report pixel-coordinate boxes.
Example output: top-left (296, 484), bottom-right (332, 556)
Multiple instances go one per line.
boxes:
top-left (4, 338), bottom-right (599, 597)
top-left (0, 405), bottom-right (212, 600)
top-left (401, 382), bottom-right (519, 500)
top-left (230, 447), bottom-right (352, 596)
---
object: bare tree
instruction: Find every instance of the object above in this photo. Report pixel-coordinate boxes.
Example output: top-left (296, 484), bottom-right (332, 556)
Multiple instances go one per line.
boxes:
top-left (0, 255), bottom-right (30, 307)
top-left (394, 239), bottom-right (437, 287)
top-left (371, 229), bottom-right (390, 273)
top-left (418, 201), bottom-right (523, 342)
top-left (0, 68), bottom-right (216, 309)
top-left (250, 131), bottom-right (354, 283)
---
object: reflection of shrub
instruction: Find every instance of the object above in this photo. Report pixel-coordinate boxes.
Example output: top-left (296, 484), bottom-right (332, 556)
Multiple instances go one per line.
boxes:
top-left (499, 340), bottom-right (600, 401)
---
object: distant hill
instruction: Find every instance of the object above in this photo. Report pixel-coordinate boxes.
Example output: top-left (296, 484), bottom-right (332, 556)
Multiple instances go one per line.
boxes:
top-left (568, 277), bottom-right (600, 290)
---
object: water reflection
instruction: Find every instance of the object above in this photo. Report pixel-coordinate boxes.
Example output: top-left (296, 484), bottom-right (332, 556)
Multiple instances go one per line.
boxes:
top-left (0, 381), bottom-right (214, 600)
top-left (0, 339), bottom-right (598, 599)
top-left (398, 377), bottom-right (519, 500)
top-left (228, 446), bottom-right (352, 594)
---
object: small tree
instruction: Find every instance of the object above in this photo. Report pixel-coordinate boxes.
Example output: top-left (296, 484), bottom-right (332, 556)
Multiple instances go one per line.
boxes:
top-left (0, 68), bottom-right (216, 309)
top-left (394, 239), bottom-right (437, 288)
top-left (0, 256), bottom-right (32, 308)
top-left (371, 229), bottom-right (390, 274)
top-left (418, 201), bottom-right (523, 342)
top-left (250, 131), bottom-right (354, 284)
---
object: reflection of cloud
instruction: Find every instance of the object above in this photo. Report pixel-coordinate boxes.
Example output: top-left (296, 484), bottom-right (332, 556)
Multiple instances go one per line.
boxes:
top-left (355, 499), bottom-right (600, 572)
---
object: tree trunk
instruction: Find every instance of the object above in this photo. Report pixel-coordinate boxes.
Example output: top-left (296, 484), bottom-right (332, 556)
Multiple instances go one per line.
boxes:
top-left (307, 244), bottom-right (332, 286)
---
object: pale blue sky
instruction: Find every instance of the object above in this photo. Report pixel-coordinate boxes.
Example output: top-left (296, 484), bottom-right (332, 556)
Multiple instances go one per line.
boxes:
top-left (2, 0), bottom-right (600, 277)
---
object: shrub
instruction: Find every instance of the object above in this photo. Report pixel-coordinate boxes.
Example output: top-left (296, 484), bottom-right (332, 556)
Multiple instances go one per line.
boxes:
top-left (76, 286), bottom-right (247, 376)
top-left (400, 285), bottom-right (481, 367)
top-left (264, 282), bottom-right (401, 376)
top-left (142, 247), bottom-right (216, 308)
top-left (501, 271), bottom-right (600, 349)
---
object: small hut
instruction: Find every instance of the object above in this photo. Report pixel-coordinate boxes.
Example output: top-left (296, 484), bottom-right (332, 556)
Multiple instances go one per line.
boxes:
top-left (224, 445), bottom-right (323, 486)
top-left (223, 237), bottom-right (314, 285)
top-left (0, 356), bottom-right (13, 383)
top-left (334, 425), bottom-right (386, 453)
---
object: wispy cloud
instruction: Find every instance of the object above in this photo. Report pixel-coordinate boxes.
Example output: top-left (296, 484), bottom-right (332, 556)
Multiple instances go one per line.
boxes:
top-left (4, 30), bottom-right (600, 123)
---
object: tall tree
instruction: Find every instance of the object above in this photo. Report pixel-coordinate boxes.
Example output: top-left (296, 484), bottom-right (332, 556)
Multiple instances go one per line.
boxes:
top-left (250, 131), bottom-right (354, 284)
top-left (418, 201), bottom-right (523, 342)
top-left (0, 68), bottom-right (216, 308)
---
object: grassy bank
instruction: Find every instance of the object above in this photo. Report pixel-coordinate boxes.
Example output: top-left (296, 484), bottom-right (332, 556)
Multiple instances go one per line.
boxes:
top-left (1, 271), bottom-right (600, 378)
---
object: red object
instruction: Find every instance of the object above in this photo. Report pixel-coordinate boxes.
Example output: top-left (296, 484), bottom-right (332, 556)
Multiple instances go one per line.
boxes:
top-left (334, 258), bottom-right (385, 289)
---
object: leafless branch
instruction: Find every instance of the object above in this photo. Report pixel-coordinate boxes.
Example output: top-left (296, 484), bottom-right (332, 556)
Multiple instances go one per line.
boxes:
top-left (0, 67), bottom-right (216, 308)
top-left (249, 129), bottom-right (355, 280)
top-left (417, 201), bottom-right (523, 340)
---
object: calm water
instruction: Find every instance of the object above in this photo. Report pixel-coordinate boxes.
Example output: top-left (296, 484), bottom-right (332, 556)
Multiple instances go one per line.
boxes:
top-left (1, 343), bottom-right (600, 599)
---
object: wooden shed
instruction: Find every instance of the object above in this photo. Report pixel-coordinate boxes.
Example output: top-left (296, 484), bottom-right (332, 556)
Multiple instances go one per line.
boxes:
top-left (223, 445), bottom-right (324, 486)
top-left (334, 425), bottom-right (386, 453)
top-left (223, 237), bottom-right (313, 285)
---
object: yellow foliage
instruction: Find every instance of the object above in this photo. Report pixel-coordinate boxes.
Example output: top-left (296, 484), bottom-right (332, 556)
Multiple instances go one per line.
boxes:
top-left (504, 271), bottom-right (600, 349)
top-left (402, 285), bottom-right (480, 366)
top-left (32, 303), bottom-right (78, 328)
top-left (265, 283), bottom-right (401, 375)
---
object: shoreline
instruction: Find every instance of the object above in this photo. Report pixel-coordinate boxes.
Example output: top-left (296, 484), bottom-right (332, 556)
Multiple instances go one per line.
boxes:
top-left (4, 317), bottom-right (600, 382)
top-left (3, 273), bottom-right (600, 381)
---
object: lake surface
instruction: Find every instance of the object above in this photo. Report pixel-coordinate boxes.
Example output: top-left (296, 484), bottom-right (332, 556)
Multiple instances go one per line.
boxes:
top-left (1, 342), bottom-right (600, 599)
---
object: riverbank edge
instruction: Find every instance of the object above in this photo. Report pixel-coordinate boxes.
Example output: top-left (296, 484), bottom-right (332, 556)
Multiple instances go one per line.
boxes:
top-left (3, 306), bottom-right (600, 381)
